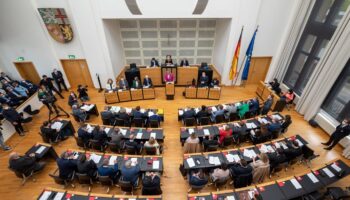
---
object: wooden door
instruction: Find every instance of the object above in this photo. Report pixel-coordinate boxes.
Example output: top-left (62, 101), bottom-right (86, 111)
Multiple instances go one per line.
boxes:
top-left (246, 57), bottom-right (272, 84)
top-left (60, 59), bottom-right (94, 88)
top-left (13, 62), bottom-right (41, 84)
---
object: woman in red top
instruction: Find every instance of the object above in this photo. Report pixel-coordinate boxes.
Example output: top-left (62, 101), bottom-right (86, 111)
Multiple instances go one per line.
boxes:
top-left (284, 89), bottom-right (295, 103)
top-left (218, 126), bottom-right (232, 144)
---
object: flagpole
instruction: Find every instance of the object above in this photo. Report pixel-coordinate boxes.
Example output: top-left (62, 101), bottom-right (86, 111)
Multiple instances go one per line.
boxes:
top-left (232, 54), bottom-right (247, 86)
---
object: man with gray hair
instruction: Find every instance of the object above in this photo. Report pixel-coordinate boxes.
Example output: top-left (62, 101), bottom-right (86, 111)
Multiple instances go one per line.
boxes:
top-left (72, 104), bottom-right (88, 122)
top-left (121, 159), bottom-right (140, 187)
top-left (98, 158), bottom-right (119, 181)
top-left (9, 152), bottom-right (46, 175)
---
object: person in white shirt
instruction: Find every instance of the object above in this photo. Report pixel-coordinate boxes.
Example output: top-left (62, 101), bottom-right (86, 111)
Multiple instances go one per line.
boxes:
top-left (106, 78), bottom-right (116, 91)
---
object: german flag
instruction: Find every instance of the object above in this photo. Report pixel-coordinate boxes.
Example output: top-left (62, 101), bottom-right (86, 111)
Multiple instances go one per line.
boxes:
top-left (229, 27), bottom-right (243, 80)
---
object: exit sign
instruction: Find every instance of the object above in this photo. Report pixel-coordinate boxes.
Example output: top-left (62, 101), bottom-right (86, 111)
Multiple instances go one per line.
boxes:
top-left (68, 55), bottom-right (75, 59)
top-left (16, 57), bottom-right (24, 61)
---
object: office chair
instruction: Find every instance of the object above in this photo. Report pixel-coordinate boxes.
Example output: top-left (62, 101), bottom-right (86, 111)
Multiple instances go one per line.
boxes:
top-left (133, 118), bottom-right (144, 127)
top-left (98, 175), bottom-right (114, 193)
top-left (229, 113), bottom-right (240, 122)
top-left (49, 169), bottom-right (75, 188)
top-left (214, 114), bottom-right (225, 123)
top-left (90, 139), bottom-right (107, 152)
top-left (74, 136), bottom-right (89, 149)
top-left (198, 117), bottom-right (210, 126)
top-left (184, 117), bottom-right (196, 127)
top-left (119, 177), bottom-right (138, 195)
top-left (8, 167), bottom-right (37, 186)
top-left (149, 119), bottom-right (160, 128)
top-left (76, 173), bottom-right (93, 192)
top-left (107, 141), bottom-right (123, 154)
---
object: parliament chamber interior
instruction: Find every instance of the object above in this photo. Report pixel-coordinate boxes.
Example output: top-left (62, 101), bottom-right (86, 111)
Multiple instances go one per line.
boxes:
top-left (1, 0), bottom-right (350, 200)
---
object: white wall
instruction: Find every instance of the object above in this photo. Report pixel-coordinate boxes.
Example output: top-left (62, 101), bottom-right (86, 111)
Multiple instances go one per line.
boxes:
top-left (213, 19), bottom-right (232, 75)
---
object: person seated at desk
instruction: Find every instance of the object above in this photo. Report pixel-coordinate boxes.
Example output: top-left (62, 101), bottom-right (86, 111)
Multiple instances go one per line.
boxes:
top-left (183, 107), bottom-right (196, 120)
top-left (210, 105), bottom-right (225, 122)
top-left (72, 104), bottom-right (88, 122)
top-left (2, 104), bottom-right (25, 136)
top-left (199, 72), bottom-right (209, 87)
top-left (218, 125), bottom-right (233, 144)
top-left (40, 121), bottom-right (67, 142)
top-left (106, 78), bottom-right (116, 91)
top-left (19, 80), bottom-right (38, 95)
top-left (180, 58), bottom-right (189, 67)
top-left (210, 78), bottom-right (220, 88)
top-left (164, 70), bottom-right (174, 83)
top-left (144, 137), bottom-right (160, 155)
top-left (68, 91), bottom-right (78, 107)
top-left (281, 115), bottom-right (292, 133)
top-left (251, 153), bottom-right (270, 183)
top-left (9, 152), bottom-right (46, 175)
top-left (164, 55), bottom-right (173, 66)
top-left (117, 108), bottom-right (131, 126)
top-left (230, 159), bottom-right (253, 178)
top-left (0, 72), bottom-right (13, 82)
top-left (56, 152), bottom-right (77, 179)
top-left (142, 171), bottom-right (162, 195)
top-left (101, 109), bottom-right (114, 124)
top-left (269, 78), bottom-right (281, 95)
top-left (132, 106), bottom-right (145, 119)
top-left (132, 77), bottom-right (142, 89)
top-left (125, 134), bottom-right (143, 154)
top-left (188, 169), bottom-right (208, 186)
top-left (121, 160), bottom-right (140, 187)
top-left (1, 79), bottom-right (13, 90)
top-left (6, 87), bottom-right (26, 101)
top-left (267, 118), bottom-right (282, 136)
top-left (110, 128), bottom-right (124, 148)
top-left (143, 75), bottom-right (153, 88)
top-left (150, 57), bottom-right (159, 67)
top-left (77, 154), bottom-right (97, 180)
top-left (210, 163), bottom-right (230, 182)
top-left (238, 101), bottom-right (249, 119)
top-left (78, 124), bottom-right (92, 147)
top-left (92, 125), bottom-right (108, 146)
top-left (261, 95), bottom-right (273, 115)
top-left (267, 148), bottom-right (287, 172)
top-left (77, 85), bottom-right (89, 102)
top-left (224, 104), bottom-right (237, 119)
top-left (196, 105), bottom-right (210, 120)
top-left (148, 111), bottom-right (162, 124)
top-left (282, 140), bottom-right (303, 161)
top-left (250, 123), bottom-right (270, 144)
top-left (98, 158), bottom-right (119, 181)
top-left (249, 97), bottom-right (260, 116)
top-left (0, 93), bottom-right (20, 107)
top-left (12, 82), bottom-right (29, 98)
top-left (203, 135), bottom-right (219, 151)
top-left (185, 132), bottom-right (200, 144)
top-left (118, 77), bottom-right (129, 90)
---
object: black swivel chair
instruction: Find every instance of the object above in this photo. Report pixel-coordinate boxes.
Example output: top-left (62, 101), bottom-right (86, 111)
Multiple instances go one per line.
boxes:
top-left (107, 142), bottom-right (123, 154)
top-left (229, 113), bottom-right (240, 122)
top-left (221, 136), bottom-right (234, 148)
top-left (74, 136), bottom-right (89, 149)
top-left (149, 119), bottom-right (160, 128)
top-left (8, 167), bottom-right (37, 186)
top-left (184, 118), bottom-right (196, 127)
top-left (98, 175), bottom-right (115, 193)
top-left (133, 118), bottom-right (144, 127)
top-left (90, 139), bottom-right (107, 152)
top-left (113, 118), bottom-right (125, 127)
top-left (49, 169), bottom-right (75, 188)
top-left (144, 146), bottom-right (157, 155)
top-left (198, 117), bottom-right (210, 126)
top-left (119, 177), bottom-right (138, 195)
top-left (76, 173), bottom-right (93, 192)
top-left (214, 114), bottom-right (225, 124)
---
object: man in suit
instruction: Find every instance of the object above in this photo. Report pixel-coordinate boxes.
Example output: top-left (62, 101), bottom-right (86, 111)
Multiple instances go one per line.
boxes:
top-left (132, 106), bottom-right (145, 119)
top-left (101, 110), bottom-right (114, 125)
top-left (267, 148), bottom-right (287, 171)
top-left (78, 125), bottom-right (92, 146)
top-left (143, 75), bottom-right (153, 88)
top-left (92, 125), bottom-right (108, 146)
top-left (196, 105), bottom-right (210, 119)
top-left (210, 105), bottom-right (225, 122)
top-left (132, 77), bottom-right (142, 89)
top-left (0, 93), bottom-right (20, 107)
top-left (118, 77), bottom-right (129, 90)
top-left (182, 107), bottom-right (196, 121)
top-left (230, 159), bottom-right (253, 177)
top-left (125, 134), bottom-right (143, 154)
top-left (269, 78), bottom-right (281, 95)
top-left (250, 97), bottom-right (260, 115)
top-left (150, 58), bottom-right (159, 67)
top-left (98, 158), bottom-right (119, 181)
top-left (121, 160), bottom-right (140, 187)
top-left (282, 140), bottom-right (302, 161)
top-left (142, 172), bottom-right (162, 195)
top-left (2, 104), bottom-right (24, 136)
top-left (267, 119), bottom-right (282, 133)
top-left (180, 58), bottom-right (189, 67)
top-left (117, 108), bottom-right (130, 126)
top-left (199, 72), bottom-right (209, 87)
top-left (322, 118), bottom-right (350, 150)
top-left (72, 105), bottom-right (88, 122)
top-left (9, 152), bottom-right (46, 175)
top-left (40, 75), bottom-right (64, 99)
top-left (56, 152), bottom-right (77, 179)
top-left (261, 95), bottom-right (273, 115)
top-left (52, 68), bottom-right (68, 92)
top-left (202, 135), bottom-right (218, 151)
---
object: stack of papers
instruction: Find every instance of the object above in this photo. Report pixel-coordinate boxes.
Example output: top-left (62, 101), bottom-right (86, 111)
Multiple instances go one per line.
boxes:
top-left (273, 114), bottom-right (282, 120)
top-left (295, 139), bottom-right (304, 146)
top-left (243, 149), bottom-right (257, 158)
top-left (51, 121), bottom-right (63, 130)
top-left (209, 156), bottom-right (221, 165)
top-left (290, 178), bottom-right (302, 189)
top-left (186, 158), bottom-right (195, 168)
top-left (35, 146), bottom-right (47, 154)
top-left (322, 168), bottom-right (335, 178)
top-left (331, 163), bottom-right (342, 172)
top-left (259, 145), bottom-right (268, 153)
top-left (131, 158), bottom-right (138, 166)
top-left (109, 156), bottom-right (118, 165)
top-left (246, 123), bottom-right (257, 129)
top-left (86, 124), bottom-right (95, 133)
top-left (307, 173), bottom-right (319, 183)
top-left (39, 191), bottom-right (52, 200)
top-left (90, 154), bottom-right (102, 164)
top-left (152, 160), bottom-right (160, 169)
top-left (203, 129), bottom-right (210, 136)
top-left (150, 132), bottom-right (157, 139)
top-left (110, 106), bottom-right (120, 113)
top-left (211, 107), bottom-right (217, 112)
top-left (226, 196), bottom-right (236, 200)
top-left (179, 110), bottom-right (184, 115)
top-left (136, 132), bottom-right (143, 139)
top-left (120, 129), bottom-right (127, 136)
top-left (81, 104), bottom-right (94, 111)
top-left (274, 142), bottom-right (281, 149)
top-left (53, 192), bottom-right (64, 200)
top-left (266, 145), bottom-right (275, 152)
top-left (226, 154), bottom-right (240, 163)
top-left (233, 122), bottom-right (241, 127)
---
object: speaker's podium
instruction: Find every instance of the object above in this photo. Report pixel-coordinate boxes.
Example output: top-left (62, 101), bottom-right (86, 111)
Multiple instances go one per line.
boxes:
top-left (165, 82), bottom-right (175, 100)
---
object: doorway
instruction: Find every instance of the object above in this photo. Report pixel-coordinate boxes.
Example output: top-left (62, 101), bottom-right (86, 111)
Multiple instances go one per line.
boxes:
top-left (60, 59), bottom-right (94, 88)
top-left (246, 57), bottom-right (272, 84)
top-left (13, 62), bottom-right (41, 84)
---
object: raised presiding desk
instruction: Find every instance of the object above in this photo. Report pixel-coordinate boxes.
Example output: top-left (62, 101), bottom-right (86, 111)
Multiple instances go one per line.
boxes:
top-left (256, 81), bottom-right (285, 112)
top-left (104, 88), bottom-right (156, 104)
top-left (185, 87), bottom-right (221, 100)
top-left (64, 149), bottom-right (164, 173)
top-left (38, 188), bottom-right (162, 200)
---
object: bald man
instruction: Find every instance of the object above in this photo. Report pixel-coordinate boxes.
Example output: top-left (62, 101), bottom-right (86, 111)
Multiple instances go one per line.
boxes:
top-left (9, 152), bottom-right (45, 175)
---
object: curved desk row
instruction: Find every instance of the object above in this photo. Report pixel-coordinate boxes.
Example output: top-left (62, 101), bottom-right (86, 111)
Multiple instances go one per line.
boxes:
top-left (104, 88), bottom-right (155, 104)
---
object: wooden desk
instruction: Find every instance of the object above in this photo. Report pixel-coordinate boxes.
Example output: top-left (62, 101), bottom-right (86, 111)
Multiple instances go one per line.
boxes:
top-left (118, 90), bottom-right (131, 102)
top-left (256, 81), bottom-right (282, 112)
top-left (130, 89), bottom-right (143, 101)
top-left (208, 87), bottom-right (221, 100)
top-left (177, 67), bottom-right (198, 85)
top-left (142, 87), bottom-right (155, 99)
top-left (104, 91), bottom-right (119, 104)
top-left (185, 87), bottom-right (197, 98)
top-left (197, 87), bottom-right (209, 99)
top-left (165, 83), bottom-right (175, 100)
top-left (140, 67), bottom-right (162, 86)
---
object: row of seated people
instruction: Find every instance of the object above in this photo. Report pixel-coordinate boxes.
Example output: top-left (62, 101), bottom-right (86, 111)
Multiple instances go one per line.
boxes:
top-left (0, 72), bottom-right (38, 107)
top-left (55, 151), bottom-right (162, 195)
top-left (77, 125), bottom-right (162, 155)
top-left (105, 75), bottom-right (153, 92)
top-left (101, 106), bottom-right (163, 127)
top-left (182, 115), bottom-right (292, 152)
top-left (185, 140), bottom-right (309, 191)
top-left (180, 98), bottom-right (274, 126)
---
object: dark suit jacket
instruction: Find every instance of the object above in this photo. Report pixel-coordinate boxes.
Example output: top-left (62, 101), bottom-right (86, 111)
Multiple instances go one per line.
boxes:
top-left (199, 76), bottom-right (209, 87)
top-left (143, 78), bottom-right (153, 87)
top-left (133, 111), bottom-right (145, 119)
top-left (3, 108), bottom-right (21, 122)
top-left (267, 152), bottom-right (287, 169)
top-left (334, 124), bottom-right (350, 138)
top-left (68, 94), bottom-right (78, 106)
top-left (119, 80), bottom-right (129, 89)
top-left (230, 164), bottom-right (253, 176)
top-left (56, 158), bottom-right (77, 179)
top-left (196, 110), bottom-right (210, 119)
top-left (9, 156), bottom-right (37, 175)
top-left (121, 165), bottom-right (140, 185)
top-left (40, 78), bottom-right (55, 88)
top-left (78, 129), bottom-right (92, 144)
top-left (118, 112), bottom-right (130, 124)
top-left (93, 130), bottom-right (108, 145)
top-left (142, 175), bottom-right (162, 195)
top-left (283, 145), bottom-right (303, 161)
top-left (77, 160), bottom-right (97, 178)
top-left (98, 164), bottom-right (118, 179)
top-left (150, 60), bottom-right (159, 67)
top-left (189, 175), bottom-right (208, 186)
top-left (180, 60), bottom-right (189, 66)
top-left (52, 71), bottom-right (64, 82)
top-left (183, 109), bottom-right (196, 119)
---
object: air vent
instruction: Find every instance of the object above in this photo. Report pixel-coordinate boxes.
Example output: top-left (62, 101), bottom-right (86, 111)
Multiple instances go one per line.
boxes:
top-left (192, 0), bottom-right (209, 15)
top-left (125, 0), bottom-right (142, 15)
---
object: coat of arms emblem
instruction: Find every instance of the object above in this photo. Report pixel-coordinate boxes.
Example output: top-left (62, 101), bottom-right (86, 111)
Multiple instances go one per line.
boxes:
top-left (38, 8), bottom-right (73, 43)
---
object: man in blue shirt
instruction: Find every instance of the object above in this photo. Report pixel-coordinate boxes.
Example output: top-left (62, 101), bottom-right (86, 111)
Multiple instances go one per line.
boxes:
top-left (121, 160), bottom-right (140, 187)
top-left (267, 119), bottom-right (281, 133)
top-left (98, 158), bottom-right (119, 181)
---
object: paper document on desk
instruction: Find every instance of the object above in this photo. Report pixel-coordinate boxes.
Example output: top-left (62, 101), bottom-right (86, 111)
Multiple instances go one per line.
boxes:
top-left (150, 132), bottom-right (156, 139)
top-left (153, 160), bottom-right (160, 169)
top-left (188, 128), bottom-right (194, 134)
top-left (53, 192), bottom-right (64, 200)
top-left (307, 173), bottom-right (319, 183)
top-left (194, 108), bottom-right (200, 114)
top-left (274, 142), bottom-right (281, 149)
top-left (109, 156), bottom-right (118, 165)
top-left (261, 118), bottom-right (268, 124)
top-left (243, 149), bottom-right (252, 158)
top-left (90, 154), bottom-right (102, 164)
top-left (104, 128), bottom-right (110, 133)
top-left (331, 163), bottom-right (342, 172)
top-left (120, 129), bottom-right (127, 136)
top-left (131, 158), bottom-right (138, 166)
top-left (246, 123), bottom-right (253, 129)
top-left (266, 145), bottom-right (275, 152)
top-left (290, 178), bottom-right (302, 189)
top-left (295, 139), bottom-right (304, 146)
top-left (81, 104), bottom-right (94, 111)
top-left (110, 106), bottom-right (120, 113)
top-left (259, 145), bottom-right (268, 153)
top-left (186, 158), bottom-right (195, 168)
top-left (136, 132), bottom-right (143, 139)
top-left (248, 191), bottom-right (255, 199)
top-left (226, 196), bottom-right (236, 200)
top-left (323, 168), bottom-right (335, 178)
top-left (272, 114), bottom-right (282, 120)
top-left (51, 121), bottom-right (63, 130)
top-left (211, 106), bottom-right (217, 112)
top-left (86, 124), bottom-right (95, 133)
top-left (222, 104), bottom-right (227, 110)
top-left (204, 129), bottom-right (210, 136)
top-left (39, 191), bottom-right (52, 200)
top-left (36, 146), bottom-right (47, 154)
top-left (233, 122), bottom-right (240, 127)
top-left (226, 154), bottom-right (234, 163)
top-left (281, 142), bottom-right (288, 149)
top-left (179, 110), bottom-right (184, 116)
top-left (126, 108), bottom-right (132, 113)
top-left (209, 156), bottom-right (221, 165)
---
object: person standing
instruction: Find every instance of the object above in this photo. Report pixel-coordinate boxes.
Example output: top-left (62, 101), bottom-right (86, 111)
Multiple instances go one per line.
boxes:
top-left (40, 75), bottom-right (64, 99)
top-left (52, 68), bottom-right (68, 92)
top-left (2, 104), bottom-right (25, 136)
top-left (322, 118), bottom-right (350, 150)
top-left (0, 124), bottom-right (11, 151)
top-left (164, 70), bottom-right (174, 83)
